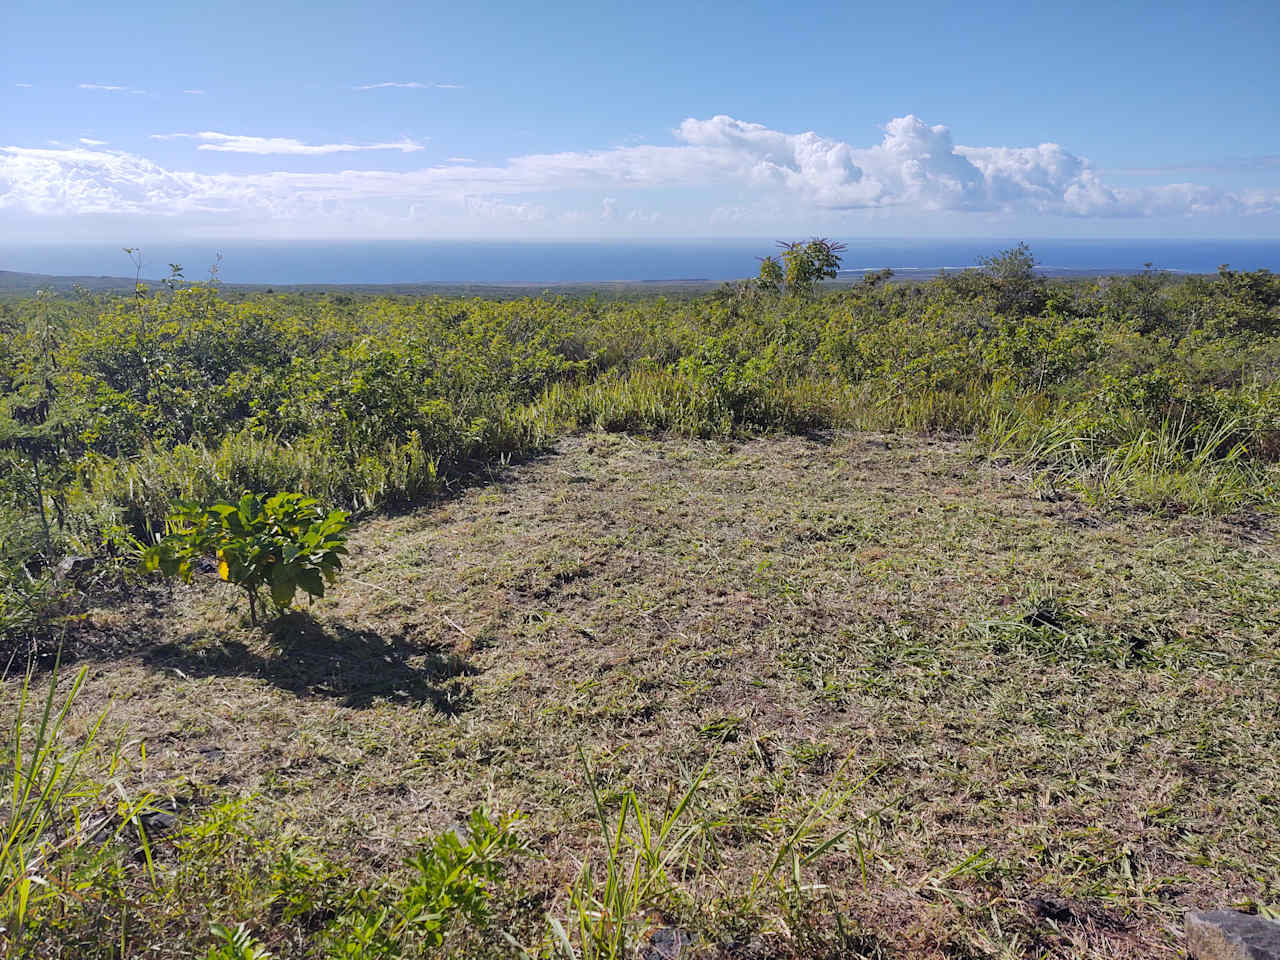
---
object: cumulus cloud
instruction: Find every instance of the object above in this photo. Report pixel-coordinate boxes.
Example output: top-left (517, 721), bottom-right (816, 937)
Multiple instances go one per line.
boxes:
top-left (149, 132), bottom-right (426, 155)
top-left (0, 147), bottom-right (221, 216)
top-left (2, 115), bottom-right (1277, 233)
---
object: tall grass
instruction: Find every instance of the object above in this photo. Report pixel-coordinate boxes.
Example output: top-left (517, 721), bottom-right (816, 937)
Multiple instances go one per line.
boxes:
top-left (536, 369), bottom-right (860, 438)
top-left (547, 751), bottom-right (712, 960)
top-left (1, 649), bottom-right (157, 947)
top-left (983, 403), bottom-right (1280, 513)
top-left (543, 749), bottom-right (876, 960)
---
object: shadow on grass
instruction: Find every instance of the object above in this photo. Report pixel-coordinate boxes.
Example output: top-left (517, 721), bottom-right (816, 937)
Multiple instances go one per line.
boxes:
top-left (141, 612), bottom-right (475, 714)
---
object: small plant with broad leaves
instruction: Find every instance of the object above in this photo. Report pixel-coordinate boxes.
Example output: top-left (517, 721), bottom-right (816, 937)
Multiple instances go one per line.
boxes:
top-left (205, 922), bottom-right (274, 960)
top-left (141, 492), bottom-right (350, 624)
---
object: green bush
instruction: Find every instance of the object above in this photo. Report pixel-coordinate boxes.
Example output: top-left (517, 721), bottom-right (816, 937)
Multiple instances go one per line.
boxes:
top-left (0, 250), bottom-right (1277, 645)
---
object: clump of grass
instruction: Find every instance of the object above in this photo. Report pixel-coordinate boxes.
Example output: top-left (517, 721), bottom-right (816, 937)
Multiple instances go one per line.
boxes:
top-left (1005, 408), bottom-right (1280, 513)
top-left (1, 649), bottom-right (158, 948)
top-left (537, 369), bottom-right (857, 438)
top-left (545, 747), bottom-right (877, 960)
top-left (546, 750), bottom-right (713, 960)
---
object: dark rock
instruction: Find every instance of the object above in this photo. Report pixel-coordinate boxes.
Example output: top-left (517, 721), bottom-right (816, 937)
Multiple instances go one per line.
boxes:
top-left (54, 554), bottom-right (94, 582)
top-left (641, 927), bottom-right (693, 960)
top-left (1186, 910), bottom-right (1280, 960)
top-left (139, 811), bottom-right (179, 837)
top-left (1027, 896), bottom-right (1076, 924)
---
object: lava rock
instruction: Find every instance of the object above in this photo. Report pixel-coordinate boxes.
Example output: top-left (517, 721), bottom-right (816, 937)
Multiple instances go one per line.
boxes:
top-left (641, 927), bottom-right (693, 960)
top-left (1186, 910), bottom-right (1280, 960)
top-left (54, 554), bottom-right (94, 582)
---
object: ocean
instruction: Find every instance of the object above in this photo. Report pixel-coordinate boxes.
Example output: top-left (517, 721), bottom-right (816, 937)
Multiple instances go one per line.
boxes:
top-left (3, 239), bottom-right (1279, 286)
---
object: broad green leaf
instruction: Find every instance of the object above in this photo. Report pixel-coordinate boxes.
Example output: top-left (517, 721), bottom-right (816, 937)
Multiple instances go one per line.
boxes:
top-left (270, 563), bottom-right (297, 608)
top-left (297, 567), bottom-right (325, 598)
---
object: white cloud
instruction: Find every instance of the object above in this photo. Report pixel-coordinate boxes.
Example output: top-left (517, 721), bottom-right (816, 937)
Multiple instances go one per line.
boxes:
top-left (446, 157), bottom-right (475, 163)
top-left (79, 138), bottom-right (108, 146)
top-left (356, 81), bottom-right (462, 91)
top-left (149, 131), bottom-right (426, 155)
top-left (183, 89), bottom-right (206, 95)
top-left (15, 82), bottom-right (33, 88)
top-left (357, 81), bottom-right (427, 90)
top-left (79, 82), bottom-right (145, 94)
top-left (461, 196), bottom-right (547, 222)
top-left (3, 115), bottom-right (1277, 235)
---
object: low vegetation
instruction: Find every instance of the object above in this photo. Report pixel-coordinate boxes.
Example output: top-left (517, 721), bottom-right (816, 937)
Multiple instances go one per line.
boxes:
top-left (0, 246), bottom-right (1277, 957)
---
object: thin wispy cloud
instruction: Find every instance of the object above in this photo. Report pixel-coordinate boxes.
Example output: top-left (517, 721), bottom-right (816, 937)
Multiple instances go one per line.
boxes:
top-left (357, 81), bottom-right (427, 90)
top-left (1105, 155), bottom-right (1280, 176)
top-left (446, 157), bottom-right (476, 163)
top-left (15, 83), bottom-right (33, 88)
top-left (79, 138), bottom-right (108, 146)
top-left (183, 89), bottom-right (206, 95)
top-left (149, 131), bottom-right (426, 155)
top-left (78, 82), bottom-right (148, 95)
top-left (356, 81), bottom-right (463, 90)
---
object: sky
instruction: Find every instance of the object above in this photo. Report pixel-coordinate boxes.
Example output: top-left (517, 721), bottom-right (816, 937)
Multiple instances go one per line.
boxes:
top-left (3, 0), bottom-right (1280, 243)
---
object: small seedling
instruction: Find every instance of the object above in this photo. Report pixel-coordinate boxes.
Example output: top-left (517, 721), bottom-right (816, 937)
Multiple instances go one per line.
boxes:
top-left (141, 492), bottom-right (350, 624)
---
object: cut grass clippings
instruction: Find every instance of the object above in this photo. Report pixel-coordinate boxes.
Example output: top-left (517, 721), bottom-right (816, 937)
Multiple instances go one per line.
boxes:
top-left (7, 432), bottom-right (1279, 958)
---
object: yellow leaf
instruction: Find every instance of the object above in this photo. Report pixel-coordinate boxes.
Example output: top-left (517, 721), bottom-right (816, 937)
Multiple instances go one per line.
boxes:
top-left (218, 560), bottom-right (230, 581)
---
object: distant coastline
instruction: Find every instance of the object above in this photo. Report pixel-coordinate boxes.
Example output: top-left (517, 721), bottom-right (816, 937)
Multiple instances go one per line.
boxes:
top-left (2, 238), bottom-right (1277, 291)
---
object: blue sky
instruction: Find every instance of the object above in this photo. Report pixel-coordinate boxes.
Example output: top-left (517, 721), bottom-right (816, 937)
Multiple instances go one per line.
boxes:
top-left (3, 0), bottom-right (1279, 241)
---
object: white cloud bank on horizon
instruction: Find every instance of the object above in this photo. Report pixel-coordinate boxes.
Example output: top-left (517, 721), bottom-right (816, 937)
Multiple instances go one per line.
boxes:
top-left (2, 114), bottom-right (1277, 234)
top-left (149, 132), bottom-right (426, 155)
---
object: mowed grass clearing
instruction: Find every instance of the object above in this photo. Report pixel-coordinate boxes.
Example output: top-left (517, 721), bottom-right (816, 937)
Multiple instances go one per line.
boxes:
top-left (54, 432), bottom-right (1280, 958)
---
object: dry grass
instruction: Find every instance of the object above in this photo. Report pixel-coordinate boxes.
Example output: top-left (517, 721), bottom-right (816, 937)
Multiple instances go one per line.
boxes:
top-left (29, 432), bottom-right (1280, 958)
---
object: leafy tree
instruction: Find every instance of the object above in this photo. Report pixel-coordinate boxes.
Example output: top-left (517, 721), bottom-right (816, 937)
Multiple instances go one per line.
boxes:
top-left (861, 267), bottom-right (895, 288)
top-left (0, 296), bottom-right (74, 559)
top-left (1210, 266), bottom-right (1280, 336)
top-left (775, 238), bottom-right (846, 298)
top-left (979, 242), bottom-right (1046, 316)
top-left (755, 255), bottom-right (784, 293)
